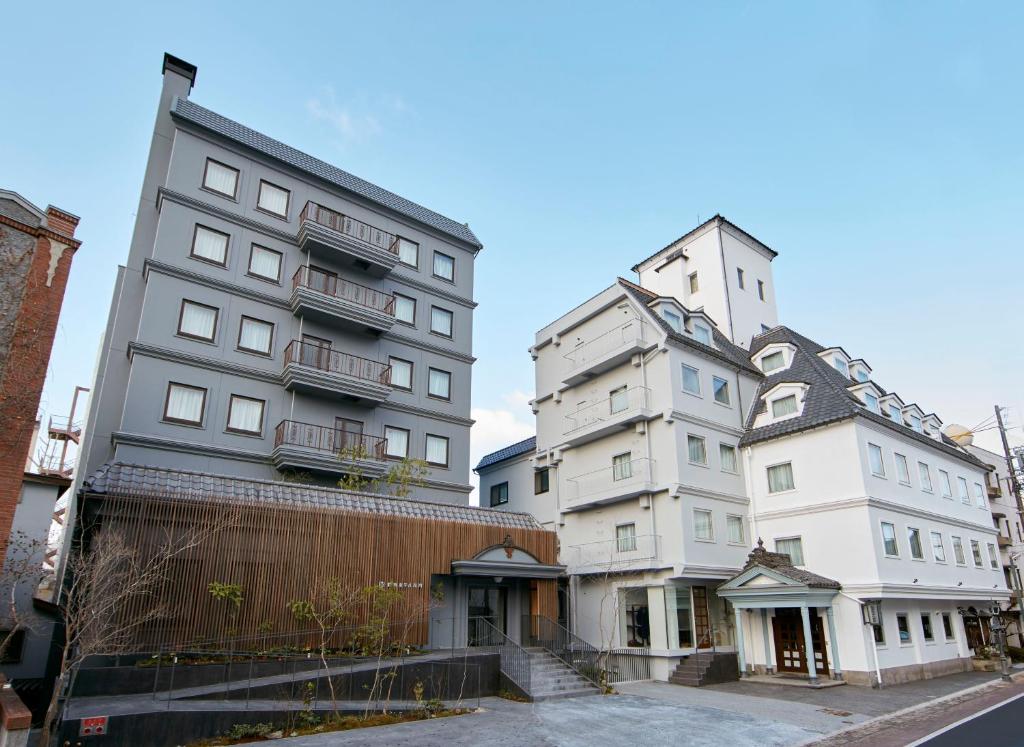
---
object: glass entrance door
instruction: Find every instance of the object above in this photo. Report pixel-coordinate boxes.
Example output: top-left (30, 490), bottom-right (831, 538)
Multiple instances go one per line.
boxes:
top-left (468, 585), bottom-right (507, 645)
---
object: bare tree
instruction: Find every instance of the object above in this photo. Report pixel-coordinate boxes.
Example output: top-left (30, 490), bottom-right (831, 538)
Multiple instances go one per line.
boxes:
top-left (0, 530), bottom-right (48, 665)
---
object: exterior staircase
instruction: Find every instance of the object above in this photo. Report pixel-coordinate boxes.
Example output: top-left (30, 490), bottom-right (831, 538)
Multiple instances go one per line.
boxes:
top-left (669, 651), bottom-right (739, 687)
top-left (526, 648), bottom-right (601, 700)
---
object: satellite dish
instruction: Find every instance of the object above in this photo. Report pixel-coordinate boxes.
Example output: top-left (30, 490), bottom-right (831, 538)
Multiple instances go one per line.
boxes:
top-left (943, 423), bottom-right (974, 446)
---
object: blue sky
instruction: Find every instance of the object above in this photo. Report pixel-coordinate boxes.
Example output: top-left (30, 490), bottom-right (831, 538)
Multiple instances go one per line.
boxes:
top-left (3, 2), bottom-right (1022, 487)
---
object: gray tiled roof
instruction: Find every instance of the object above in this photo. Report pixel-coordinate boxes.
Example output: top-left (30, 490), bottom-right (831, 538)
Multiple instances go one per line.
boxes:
top-left (82, 462), bottom-right (541, 529)
top-left (617, 279), bottom-right (762, 375)
top-left (740, 327), bottom-right (989, 469)
top-left (171, 98), bottom-right (482, 249)
top-left (474, 436), bottom-right (536, 472)
top-left (631, 214), bottom-right (778, 272)
top-left (736, 543), bottom-right (841, 589)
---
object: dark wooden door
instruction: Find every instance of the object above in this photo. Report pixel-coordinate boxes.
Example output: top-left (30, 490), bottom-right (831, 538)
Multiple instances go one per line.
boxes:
top-left (773, 608), bottom-right (828, 675)
top-left (692, 586), bottom-right (712, 648)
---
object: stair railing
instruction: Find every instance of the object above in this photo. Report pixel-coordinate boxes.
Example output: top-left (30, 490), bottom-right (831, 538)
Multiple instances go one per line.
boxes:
top-left (521, 614), bottom-right (604, 689)
top-left (469, 616), bottom-right (531, 695)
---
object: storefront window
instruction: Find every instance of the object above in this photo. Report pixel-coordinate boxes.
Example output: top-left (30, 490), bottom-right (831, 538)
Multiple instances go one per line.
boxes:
top-left (665, 583), bottom-right (693, 648)
top-left (620, 587), bottom-right (650, 647)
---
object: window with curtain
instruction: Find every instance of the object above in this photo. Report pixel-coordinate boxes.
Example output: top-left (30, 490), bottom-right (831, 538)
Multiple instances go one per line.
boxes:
top-left (226, 395), bottom-right (264, 435)
top-left (930, 531), bottom-right (946, 562)
top-left (397, 238), bottom-right (418, 267)
top-left (767, 462), bottom-right (795, 493)
top-left (952, 536), bottom-right (966, 565)
top-left (681, 364), bottom-right (701, 395)
top-left (868, 443), bottom-right (886, 477)
top-left (248, 245), bottom-right (282, 281)
top-left (425, 434), bottom-right (449, 466)
top-left (428, 368), bottom-right (451, 400)
top-left (490, 482), bottom-right (508, 507)
top-left (712, 376), bottom-right (730, 405)
top-left (895, 454), bottom-right (911, 485)
top-left (957, 476), bottom-right (970, 504)
top-left (970, 539), bottom-right (983, 567)
top-left (257, 180), bottom-right (289, 217)
top-left (688, 272), bottom-right (698, 293)
top-left (612, 453), bottom-right (632, 481)
top-left (432, 251), bottom-right (455, 281)
top-left (237, 317), bottom-right (273, 355)
top-left (907, 527), bottom-right (924, 559)
top-left (394, 294), bottom-right (416, 324)
top-left (775, 536), bottom-right (803, 565)
top-left (389, 358), bottom-right (412, 390)
top-left (177, 300), bottom-right (217, 341)
top-left (687, 435), bottom-right (707, 465)
top-left (609, 386), bottom-right (628, 414)
top-left (919, 462), bottom-right (933, 492)
top-left (430, 306), bottom-right (453, 337)
top-left (191, 225), bottom-right (229, 265)
top-left (771, 394), bottom-right (797, 418)
top-left (988, 543), bottom-right (999, 569)
top-left (974, 483), bottom-right (985, 507)
top-left (720, 443), bottom-right (738, 473)
top-left (693, 510), bottom-right (713, 541)
top-left (384, 426), bottom-right (409, 459)
top-left (760, 350), bottom-right (784, 372)
top-left (163, 383), bottom-right (206, 425)
top-left (616, 523), bottom-right (637, 552)
top-left (727, 515), bottom-right (744, 544)
top-left (881, 522), bottom-right (899, 556)
top-left (203, 159), bottom-right (238, 197)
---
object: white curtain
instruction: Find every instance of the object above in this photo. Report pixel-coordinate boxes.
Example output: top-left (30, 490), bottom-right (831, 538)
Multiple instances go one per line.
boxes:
top-left (204, 160), bottom-right (237, 196)
top-left (258, 182), bottom-right (289, 216)
top-left (428, 369), bottom-right (450, 398)
top-left (165, 384), bottom-right (204, 423)
top-left (395, 295), bottom-right (415, 324)
top-left (180, 301), bottom-right (216, 339)
top-left (720, 444), bottom-right (737, 472)
top-left (385, 427), bottom-right (408, 458)
top-left (390, 359), bottom-right (411, 389)
top-left (931, 532), bottom-right (945, 562)
top-left (426, 435), bottom-right (448, 465)
top-left (694, 510), bottom-right (713, 540)
top-left (727, 517), bottom-right (744, 544)
top-left (431, 307), bottom-right (453, 336)
top-left (228, 396), bottom-right (264, 433)
top-left (771, 395), bottom-right (797, 417)
top-left (193, 226), bottom-right (228, 264)
top-left (767, 462), bottom-right (795, 493)
top-left (433, 252), bottom-right (454, 280)
top-left (398, 238), bottom-right (418, 266)
top-left (687, 435), bottom-right (706, 464)
top-left (239, 318), bottom-right (273, 354)
top-left (249, 245), bottom-right (281, 280)
top-left (776, 537), bottom-right (804, 565)
top-left (612, 454), bottom-right (632, 481)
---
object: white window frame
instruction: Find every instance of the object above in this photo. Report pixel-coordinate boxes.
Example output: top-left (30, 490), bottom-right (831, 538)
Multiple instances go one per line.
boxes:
top-left (719, 443), bottom-right (738, 474)
top-left (616, 523), bottom-right (638, 553)
top-left (939, 470), bottom-right (953, 499)
top-left (693, 509), bottom-right (714, 542)
top-left (868, 443), bottom-right (886, 478)
top-left (687, 434), bottom-right (708, 466)
top-left (952, 535), bottom-right (966, 566)
top-left (774, 536), bottom-right (804, 566)
top-left (957, 476), bottom-right (970, 505)
top-left (895, 453), bottom-right (911, 486)
top-left (881, 521), bottom-right (899, 557)
top-left (930, 531), bottom-right (946, 563)
top-left (770, 394), bottom-right (798, 419)
top-left (712, 376), bottom-right (731, 406)
top-left (970, 539), bottom-right (984, 568)
top-left (919, 462), bottom-right (933, 493)
top-left (726, 515), bottom-right (745, 545)
top-left (907, 527), bottom-right (925, 561)
top-left (681, 364), bottom-right (701, 396)
top-left (766, 461), bottom-right (795, 494)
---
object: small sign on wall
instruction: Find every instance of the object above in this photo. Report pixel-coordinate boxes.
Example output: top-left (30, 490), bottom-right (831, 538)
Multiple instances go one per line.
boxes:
top-left (80, 716), bottom-right (108, 736)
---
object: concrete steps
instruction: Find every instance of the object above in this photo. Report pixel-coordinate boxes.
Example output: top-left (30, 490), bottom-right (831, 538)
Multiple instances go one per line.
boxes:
top-left (526, 649), bottom-right (601, 701)
top-left (669, 651), bottom-right (739, 687)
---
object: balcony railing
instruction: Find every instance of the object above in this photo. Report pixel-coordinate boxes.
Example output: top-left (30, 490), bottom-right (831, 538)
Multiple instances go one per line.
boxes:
top-left (564, 386), bottom-right (651, 435)
top-left (566, 534), bottom-right (661, 571)
top-left (283, 340), bottom-right (391, 386)
top-left (292, 266), bottom-right (395, 316)
top-left (47, 415), bottom-right (82, 443)
top-left (273, 420), bottom-right (388, 461)
top-left (300, 201), bottom-right (399, 256)
top-left (563, 319), bottom-right (647, 370)
top-left (564, 457), bottom-right (655, 508)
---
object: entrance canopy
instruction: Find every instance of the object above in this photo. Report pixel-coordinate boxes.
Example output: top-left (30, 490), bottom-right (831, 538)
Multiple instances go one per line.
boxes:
top-left (717, 539), bottom-right (840, 608)
top-left (451, 537), bottom-right (566, 579)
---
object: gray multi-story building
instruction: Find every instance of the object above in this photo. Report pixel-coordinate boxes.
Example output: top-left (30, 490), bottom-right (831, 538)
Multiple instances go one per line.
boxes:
top-left (77, 54), bottom-right (482, 504)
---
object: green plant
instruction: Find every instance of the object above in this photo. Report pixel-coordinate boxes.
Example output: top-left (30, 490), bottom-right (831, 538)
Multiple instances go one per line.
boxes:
top-left (225, 722), bottom-right (275, 739)
top-left (208, 582), bottom-right (244, 608)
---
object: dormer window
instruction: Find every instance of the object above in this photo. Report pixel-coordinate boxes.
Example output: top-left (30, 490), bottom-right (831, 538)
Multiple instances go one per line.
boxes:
top-left (855, 369), bottom-right (869, 383)
top-left (908, 414), bottom-right (923, 433)
top-left (833, 356), bottom-right (850, 378)
top-left (762, 351), bottom-right (785, 372)
top-left (693, 323), bottom-right (712, 346)
top-left (664, 310), bottom-right (682, 333)
top-left (864, 392), bottom-right (880, 414)
top-left (889, 404), bottom-right (902, 423)
top-left (771, 394), bottom-right (798, 418)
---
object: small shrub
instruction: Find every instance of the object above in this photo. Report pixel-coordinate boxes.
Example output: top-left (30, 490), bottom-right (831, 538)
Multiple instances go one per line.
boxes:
top-left (226, 722), bottom-right (275, 739)
top-left (1006, 645), bottom-right (1024, 662)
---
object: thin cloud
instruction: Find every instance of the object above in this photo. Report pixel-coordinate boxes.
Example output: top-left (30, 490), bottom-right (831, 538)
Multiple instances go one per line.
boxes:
top-left (305, 86), bottom-right (410, 145)
top-left (468, 390), bottom-right (536, 506)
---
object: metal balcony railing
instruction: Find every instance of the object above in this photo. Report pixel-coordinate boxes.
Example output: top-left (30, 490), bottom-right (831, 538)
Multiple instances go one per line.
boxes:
top-left (292, 266), bottom-right (395, 315)
top-left (562, 319), bottom-right (646, 370)
top-left (565, 534), bottom-right (661, 570)
top-left (563, 386), bottom-right (651, 434)
top-left (273, 420), bottom-right (388, 461)
top-left (283, 340), bottom-right (391, 386)
top-left (300, 201), bottom-right (399, 256)
top-left (564, 457), bottom-right (655, 506)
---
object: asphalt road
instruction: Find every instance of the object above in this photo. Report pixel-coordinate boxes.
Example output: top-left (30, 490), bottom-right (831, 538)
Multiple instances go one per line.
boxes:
top-left (920, 691), bottom-right (1024, 746)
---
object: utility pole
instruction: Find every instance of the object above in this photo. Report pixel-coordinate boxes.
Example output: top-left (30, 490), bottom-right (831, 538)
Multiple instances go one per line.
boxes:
top-left (996, 405), bottom-right (1024, 516)
top-left (995, 405), bottom-right (1024, 649)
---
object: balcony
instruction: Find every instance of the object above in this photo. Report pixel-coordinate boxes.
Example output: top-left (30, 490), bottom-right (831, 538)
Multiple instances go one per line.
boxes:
top-left (272, 420), bottom-right (388, 477)
top-left (562, 319), bottom-right (654, 386)
top-left (282, 341), bottom-right (392, 405)
top-left (297, 202), bottom-right (400, 277)
top-left (999, 535), bottom-right (1013, 548)
top-left (562, 386), bottom-right (653, 448)
top-left (565, 534), bottom-right (662, 574)
top-left (290, 266), bottom-right (396, 334)
top-left (563, 457), bottom-right (656, 511)
top-left (988, 484), bottom-right (1003, 499)
top-left (48, 415), bottom-right (81, 444)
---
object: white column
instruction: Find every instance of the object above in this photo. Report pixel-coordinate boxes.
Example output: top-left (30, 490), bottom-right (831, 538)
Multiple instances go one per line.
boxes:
top-left (735, 607), bottom-right (748, 676)
top-left (800, 604), bottom-right (818, 681)
top-left (825, 606), bottom-right (842, 680)
top-left (761, 608), bottom-right (774, 674)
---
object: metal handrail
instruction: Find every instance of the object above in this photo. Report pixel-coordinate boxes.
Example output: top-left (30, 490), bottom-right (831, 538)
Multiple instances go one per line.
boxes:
top-left (563, 319), bottom-right (646, 368)
top-left (563, 386), bottom-right (651, 434)
top-left (283, 340), bottom-right (392, 385)
top-left (292, 266), bottom-right (396, 315)
top-left (468, 616), bottom-right (531, 695)
top-left (300, 201), bottom-right (400, 255)
top-left (521, 614), bottom-right (604, 689)
top-left (273, 420), bottom-right (388, 461)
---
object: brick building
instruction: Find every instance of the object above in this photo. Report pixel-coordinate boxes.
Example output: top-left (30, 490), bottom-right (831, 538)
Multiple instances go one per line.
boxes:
top-left (0, 190), bottom-right (80, 556)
